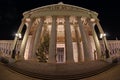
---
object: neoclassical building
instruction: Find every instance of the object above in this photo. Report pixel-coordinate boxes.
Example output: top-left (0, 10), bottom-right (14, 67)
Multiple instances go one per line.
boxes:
top-left (0, 2), bottom-right (112, 63)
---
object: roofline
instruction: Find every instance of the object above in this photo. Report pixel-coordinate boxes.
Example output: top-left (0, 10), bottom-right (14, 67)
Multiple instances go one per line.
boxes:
top-left (23, 3), bottom-right (98, 17)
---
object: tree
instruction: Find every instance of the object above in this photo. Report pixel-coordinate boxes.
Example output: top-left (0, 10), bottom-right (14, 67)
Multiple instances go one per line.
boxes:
top-left (36, 33), bottom-right (49, 62)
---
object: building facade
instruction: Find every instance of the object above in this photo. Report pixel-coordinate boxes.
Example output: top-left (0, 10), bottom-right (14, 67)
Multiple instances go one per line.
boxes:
top-left (1, 2), bottom-right (118, 63)
top-left (0, 40), bottom-right (120, 61)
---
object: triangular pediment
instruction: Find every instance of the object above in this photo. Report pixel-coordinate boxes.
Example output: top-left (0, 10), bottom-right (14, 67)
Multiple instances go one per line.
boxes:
top-left (32, 3), bottom-right (88, 11)
top-left (24, 2), bottom-right (97, 16)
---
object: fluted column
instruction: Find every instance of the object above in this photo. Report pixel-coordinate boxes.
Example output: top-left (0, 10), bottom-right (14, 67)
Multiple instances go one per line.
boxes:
top-left (20, 18), bottom-right (35, 59)
top-left (32, 17), bottom-right (44, 57)
top-left (74, 25), bottom-right (84, 62)
top-left (96, 20), bottom-right (110, 58)
top-left (88, 20), bottom-right (101, 59)
top-left (84, 25), bottom-right (93, 59)
top-left (12, 19), bottom-right (25, 50)
top-left (27, 33), bottom-right (35, 59)
top-left (48, 16), bottom-right (57, 63)
top-left (64, 16), bottom-right (74, 63)
top-left (77, 17), bottom-right (92, 61)
top-left (11, 18), bottom-right (25, 58)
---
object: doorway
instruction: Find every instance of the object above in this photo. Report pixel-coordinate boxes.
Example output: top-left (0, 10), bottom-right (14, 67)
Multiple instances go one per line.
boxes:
top-left (56, 47), bottom-right (64, 63)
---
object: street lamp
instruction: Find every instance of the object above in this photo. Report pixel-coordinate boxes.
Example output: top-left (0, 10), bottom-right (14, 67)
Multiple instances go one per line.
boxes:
top-left (100, 33), bottom-right (106, 39)
top-left (11, 33), bottom-right (22, 59)
top-left (15, 33), bottom-right (22, 39)
top-left (100, 33), bottom-right (110, 58)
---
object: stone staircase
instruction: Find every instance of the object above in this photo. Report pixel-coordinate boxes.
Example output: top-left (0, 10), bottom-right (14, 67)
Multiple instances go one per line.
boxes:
top-left (5, 60), bottom-right (115, 80)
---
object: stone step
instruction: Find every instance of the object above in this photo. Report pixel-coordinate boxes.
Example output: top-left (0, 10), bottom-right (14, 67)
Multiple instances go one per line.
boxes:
top-left (6, 61), bottom-right (115, 80)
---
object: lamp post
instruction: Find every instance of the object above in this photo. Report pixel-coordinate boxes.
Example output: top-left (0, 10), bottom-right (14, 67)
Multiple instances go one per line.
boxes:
top-left (11, 33), bottom-right (22, 59)
top-left (100, 33), bottom-right (110, 58)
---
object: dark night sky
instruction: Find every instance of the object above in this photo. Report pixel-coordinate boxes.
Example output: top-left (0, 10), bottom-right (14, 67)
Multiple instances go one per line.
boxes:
top-left (0, 0), bottom-right (120, 40)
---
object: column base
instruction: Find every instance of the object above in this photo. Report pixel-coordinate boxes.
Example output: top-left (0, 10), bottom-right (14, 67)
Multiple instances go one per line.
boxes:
top-left (8, 58), bottom-right (16, 63)
top-left (106, 57), bottom-right (118, 63)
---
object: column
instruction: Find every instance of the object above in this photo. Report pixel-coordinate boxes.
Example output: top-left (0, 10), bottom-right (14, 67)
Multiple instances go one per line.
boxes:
top-left (88, 20), bottom-right (101, 59)
top-left (96, 20), bottom-right (110, 58)
top-left (28, 25), bottom-right (37, 59)
top-left (77, 17), bottom-right (92, 61)
top-left (74, 25), bottom-right (84, 62)
top-left (12, 19), bottom-right (25, 50)
top-left (84, 24), bottom-right (93, 60)
top-left (40, 24), bottom-right (48, 43)
top-left (27, 35), bottom-right (34, 59)
top-left (20, 18), bottom-right (35, 59)
top-left (11, 18), bottom-right (25, 58)
top-left (48, 16), bottom-right (57, 63)
top-left (64, 16), bottom-right (74, 63)
top-left (32, 17), bottom-right (44, 57)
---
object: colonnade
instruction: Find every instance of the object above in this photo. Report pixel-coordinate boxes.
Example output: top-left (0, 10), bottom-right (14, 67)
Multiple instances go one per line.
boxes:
top-left (1, 40), bottom-right (120, 60)
top-left (0, 2), bottom-right (119, 64)
top-left (9, 15), bottom-right (109, 63)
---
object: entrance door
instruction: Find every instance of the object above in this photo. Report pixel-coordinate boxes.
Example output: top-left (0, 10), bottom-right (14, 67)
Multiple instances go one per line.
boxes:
top-left (56, 48), bottom-right (64, 63)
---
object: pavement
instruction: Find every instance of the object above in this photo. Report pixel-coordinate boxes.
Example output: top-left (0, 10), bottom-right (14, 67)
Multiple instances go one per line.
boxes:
top-left (0, 62), bottom-right (40, 80)
top-left (0, 56), bottom-right (119, 80)
top-left (81, 63), bottom-right (120, 80)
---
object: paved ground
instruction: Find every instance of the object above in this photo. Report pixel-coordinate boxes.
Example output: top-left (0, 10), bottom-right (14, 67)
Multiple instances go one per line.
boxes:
top-left (0, 63), bottom-right (40, 80)
top-left (81, 63), bottom-right (120, 80)
top-left (0, 56), bottom-right (120, 80)
top-left (7, 60), bottom-right (113, 79)
top-left (0, 62), bottom-right (120, 80)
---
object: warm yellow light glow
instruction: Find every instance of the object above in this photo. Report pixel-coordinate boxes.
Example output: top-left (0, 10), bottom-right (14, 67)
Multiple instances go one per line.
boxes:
top-left (24, 51), bottom-right (29, 60)
top-left (26, 18), bottom-right (31, 22)
top-left (100, 33), bottom-right (106, 38)
top-left (81, 17), bottom-right (85, 21)
top-left (90, 18), bottom-right (95, 22)
top-left (15, 33), bottom-right (22, 38)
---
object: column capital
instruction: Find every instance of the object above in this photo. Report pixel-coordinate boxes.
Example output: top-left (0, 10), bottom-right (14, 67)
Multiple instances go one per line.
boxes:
top-left (64, 15), bottom-right (70, 17)
top-left (64, 16), bottom-right (70, 24)
top-left (39, 17), bottom-right (45, 22)
top-left (51, 16), bottom-right (57, 24)
top-left (40, 16), bottom-right (45, 20)
top-left (25, 18), bottom-right (36, 28)
top-left (52, 16), bottom-right (57, 20)
top-left (92, 18), bottom-right (100, 24)
top-left (21, 18), bottom-right (26, 22)
top-left (51, 15), bottom-right (57, 17)
top-left (77, 16), bottom-right (81, 18)
top-left (76, 16), bottom-right (83, 24)
top-left (25, 17), bottom-right (36, 23)
top-left (86, 18), bottom-right (96, 27)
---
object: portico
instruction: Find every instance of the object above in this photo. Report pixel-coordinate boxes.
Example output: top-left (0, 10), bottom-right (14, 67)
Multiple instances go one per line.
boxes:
top-left (11, 2), bottom-right (110, 63)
